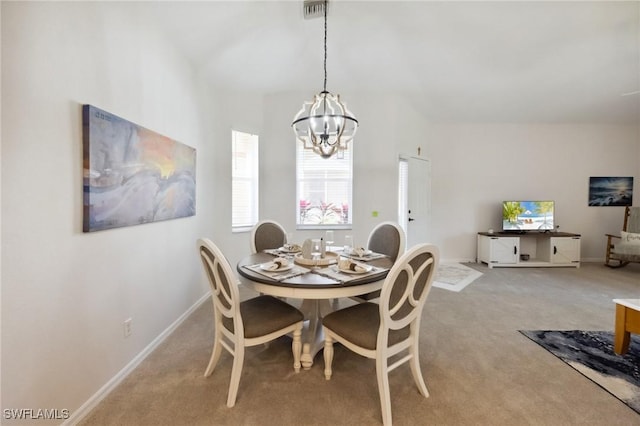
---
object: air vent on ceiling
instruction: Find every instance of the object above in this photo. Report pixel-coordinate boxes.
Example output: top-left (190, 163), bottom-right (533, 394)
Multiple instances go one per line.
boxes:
top-left (303, 0), bottom-right (326, 19)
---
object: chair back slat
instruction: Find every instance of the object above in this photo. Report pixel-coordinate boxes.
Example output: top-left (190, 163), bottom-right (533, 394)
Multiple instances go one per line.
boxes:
top-left (379, 244), bottom-right (438, 332)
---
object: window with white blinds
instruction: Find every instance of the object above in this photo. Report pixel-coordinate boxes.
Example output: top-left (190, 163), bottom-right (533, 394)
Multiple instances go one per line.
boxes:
top-left (232, 130), bottom-right (259, 231)
top-left (296, 144), bottom-right (353, 229)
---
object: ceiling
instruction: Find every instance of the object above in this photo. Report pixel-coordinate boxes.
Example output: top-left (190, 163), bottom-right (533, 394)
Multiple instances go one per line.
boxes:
top-left (143, 1), bottom-right (640, 124)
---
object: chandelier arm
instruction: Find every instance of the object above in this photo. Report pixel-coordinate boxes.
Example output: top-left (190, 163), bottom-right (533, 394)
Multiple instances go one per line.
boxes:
top-left (292, 114), bottom-right (358, 126)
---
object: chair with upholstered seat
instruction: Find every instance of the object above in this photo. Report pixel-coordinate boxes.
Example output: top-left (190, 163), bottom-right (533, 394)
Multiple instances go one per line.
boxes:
top-left (352, 221), bottom-right (406, 301)
top-left (323, 243), bottom-right (439, 425)
top-left (367, 221), bottom-right (406, 262)
top-left (605, 206), bottom-right (640, 268)
top-left (250, 220), bottom-right (287, 254)
top-left (197, 238), bottom-right (303, 407)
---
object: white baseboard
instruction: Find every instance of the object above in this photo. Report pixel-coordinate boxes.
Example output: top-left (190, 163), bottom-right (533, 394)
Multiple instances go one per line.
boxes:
top-left (64, 292), bottom-right (211, 425)
top-left (442, 258), bottom-right (477, 265)
top-left (581, 258), bottom-right (603, 263)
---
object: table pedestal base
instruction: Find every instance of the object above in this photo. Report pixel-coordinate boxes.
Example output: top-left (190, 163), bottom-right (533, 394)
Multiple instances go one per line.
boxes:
top-left (299, 299), bottom-right (334, 369)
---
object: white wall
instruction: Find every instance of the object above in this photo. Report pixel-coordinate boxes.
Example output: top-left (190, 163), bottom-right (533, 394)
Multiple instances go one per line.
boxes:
top-left (1, 2), bottom-right (213, 422)
top-left (427, 123), bottom-right (639, 262)
top-left (1, 1), bottom-right (638, 423)
top-left (201, 90), bottom-right (265, 268)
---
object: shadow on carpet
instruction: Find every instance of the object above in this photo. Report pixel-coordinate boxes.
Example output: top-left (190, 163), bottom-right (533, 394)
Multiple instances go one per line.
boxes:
top-left (520, 330), bottom-right (640, 415)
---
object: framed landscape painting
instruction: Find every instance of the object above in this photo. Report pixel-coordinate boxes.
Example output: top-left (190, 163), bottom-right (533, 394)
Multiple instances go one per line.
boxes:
top-left (588, 176), bottom-right (633, 206)
top-left (83, 105), bottom-right (196, 232)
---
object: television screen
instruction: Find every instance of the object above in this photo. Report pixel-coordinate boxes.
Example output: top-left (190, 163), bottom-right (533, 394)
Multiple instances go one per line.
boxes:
top-left (502, 201), bottom-right (554, 231)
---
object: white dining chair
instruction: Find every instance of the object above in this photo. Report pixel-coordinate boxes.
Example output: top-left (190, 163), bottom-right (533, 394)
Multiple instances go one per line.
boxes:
top-left (352, 221), bottom-right (406, 302)
top-left (250, 220), bottom-right (287, 254)
top-left (197, 238), bottom-right (303, 407)
top-left (323, 243), bottom-right (439, 425)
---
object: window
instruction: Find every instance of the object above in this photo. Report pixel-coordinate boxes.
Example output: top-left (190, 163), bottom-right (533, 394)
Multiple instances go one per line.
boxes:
top-left (232, 130), bottom-right (259, 231)
top-left (296, 144), bottom-right (352, 229)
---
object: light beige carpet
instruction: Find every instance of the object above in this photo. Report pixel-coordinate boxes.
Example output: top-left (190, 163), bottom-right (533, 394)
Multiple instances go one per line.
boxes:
top-left (80, 263), bottom-right (640, 425)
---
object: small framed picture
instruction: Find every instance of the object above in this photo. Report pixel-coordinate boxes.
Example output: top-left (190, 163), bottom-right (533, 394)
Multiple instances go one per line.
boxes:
top-left (588, 177), bottom-right (633, 206)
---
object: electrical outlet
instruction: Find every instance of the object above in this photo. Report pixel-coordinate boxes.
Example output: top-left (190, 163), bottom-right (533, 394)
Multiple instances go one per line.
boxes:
top-left (123, 318), bottom-right (132, 338)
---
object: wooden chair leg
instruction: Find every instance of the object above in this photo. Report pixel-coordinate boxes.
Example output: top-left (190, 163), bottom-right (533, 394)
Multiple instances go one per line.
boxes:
top-left (292, 326), bottom-right (302, 373)
top-left (227, 346), bottom-right (244, 407)
top-left (323, 335), bottom-right (334, 380)
top-left (204, 331), bottom-right (223, 377)
top-left (409, 341), bottom-right (429, 398)
top-left (376, 356), bottom-right (393, 426)
top-left (606, 260), bottom-right (630, 268)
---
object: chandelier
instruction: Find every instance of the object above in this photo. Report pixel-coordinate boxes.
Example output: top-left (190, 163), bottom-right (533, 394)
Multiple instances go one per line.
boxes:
top-left (292, 0), bottom-right (358, 159)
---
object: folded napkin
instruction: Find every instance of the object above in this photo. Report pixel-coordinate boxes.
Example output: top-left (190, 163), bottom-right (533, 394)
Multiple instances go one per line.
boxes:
top-left (264, 257), bottom-right (290, 271)
top-left (338, 258), bottom-right (368, 273)
top-left (352, 247), bottom-right (368, 257)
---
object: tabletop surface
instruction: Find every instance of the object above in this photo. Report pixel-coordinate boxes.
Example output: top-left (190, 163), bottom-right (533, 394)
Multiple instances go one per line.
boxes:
top-left (237, 251), bottom-right (394, 289)
top-left (613, 299), bottom-right (640, 310)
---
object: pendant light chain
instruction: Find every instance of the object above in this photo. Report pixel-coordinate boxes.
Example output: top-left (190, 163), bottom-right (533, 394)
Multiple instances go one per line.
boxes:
top-left (291, 0), bottom-right (358, 158)
top-left (323, 0), bottom-right (328, 93)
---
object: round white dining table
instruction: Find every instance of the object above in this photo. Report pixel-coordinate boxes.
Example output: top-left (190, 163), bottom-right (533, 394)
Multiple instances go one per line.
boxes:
top-left (237, 251), bottom-right (393, 369)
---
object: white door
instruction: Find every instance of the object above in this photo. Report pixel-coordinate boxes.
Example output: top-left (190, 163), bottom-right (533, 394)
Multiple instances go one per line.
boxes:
top-left (399, 156), bottom-right (431, 248)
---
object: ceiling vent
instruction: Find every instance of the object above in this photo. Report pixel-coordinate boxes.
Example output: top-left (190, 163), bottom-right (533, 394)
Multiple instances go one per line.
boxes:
top-left (303, 0), bottom-right (327, 19)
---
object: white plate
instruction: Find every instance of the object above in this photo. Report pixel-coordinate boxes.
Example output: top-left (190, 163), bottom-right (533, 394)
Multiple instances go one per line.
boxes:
top-left (278, 246), bottom-right (301, 253)
top-left (260, 262), bottom-right (294, 272)
top-left (345, 249), bottom-right (373, 257)
top-left (338, 264), bottom-right (373, 274)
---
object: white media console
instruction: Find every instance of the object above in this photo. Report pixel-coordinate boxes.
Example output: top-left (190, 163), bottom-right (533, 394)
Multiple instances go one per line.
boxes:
top-left (477, 232), bottom-right (581, 268)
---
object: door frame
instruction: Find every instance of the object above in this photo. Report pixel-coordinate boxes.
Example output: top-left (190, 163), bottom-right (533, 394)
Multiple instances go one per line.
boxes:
top-left (398, 154), bottom-right (431, 248)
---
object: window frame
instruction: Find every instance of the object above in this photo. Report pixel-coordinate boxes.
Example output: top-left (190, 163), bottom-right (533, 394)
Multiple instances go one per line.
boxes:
top-left (231, 130), bottom-right (259, 233)
top-left (296, 144), bottom-right (353, 231)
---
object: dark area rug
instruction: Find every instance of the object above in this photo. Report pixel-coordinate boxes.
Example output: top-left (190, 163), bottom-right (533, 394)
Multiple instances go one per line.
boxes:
top-left (520, 330), bottom-right (640, 415)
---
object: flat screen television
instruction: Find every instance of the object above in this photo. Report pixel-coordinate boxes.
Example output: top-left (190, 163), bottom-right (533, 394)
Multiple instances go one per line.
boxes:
top-left (502, 201), bottom-right (555, 232)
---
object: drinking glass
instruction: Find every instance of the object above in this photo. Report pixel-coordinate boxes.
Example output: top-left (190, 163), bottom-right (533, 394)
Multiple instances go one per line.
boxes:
top-left (311, 239), bottom-right (322, 260)
top-left (325, 230), bottom-right (334, 248)
top-left (344, 235), bottom-right (353, 253)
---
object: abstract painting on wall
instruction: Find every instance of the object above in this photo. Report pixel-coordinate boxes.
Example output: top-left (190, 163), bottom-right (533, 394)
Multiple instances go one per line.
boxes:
top-left (588, 176), bottom-right (633, 206)
top-left (83, 105), bottom-right (196, 232)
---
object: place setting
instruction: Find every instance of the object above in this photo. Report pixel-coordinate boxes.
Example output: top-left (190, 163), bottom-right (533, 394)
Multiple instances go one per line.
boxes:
top-left (312, 257), bottom-right (389, 284)
top-left (263, 241), bottom-right (302, 258)
top-left (243, 257), bottom-right (309, 281)
top-left (338, 235), bottom-right (388, 261)
top-left (340, 246), bottom-right (387, 261)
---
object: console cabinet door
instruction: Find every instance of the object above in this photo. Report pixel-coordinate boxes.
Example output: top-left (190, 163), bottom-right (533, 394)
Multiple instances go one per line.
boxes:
top-left (550, 237), bottom-right (580, 264)
top-left (489, 237), bottom-right (519, 264)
